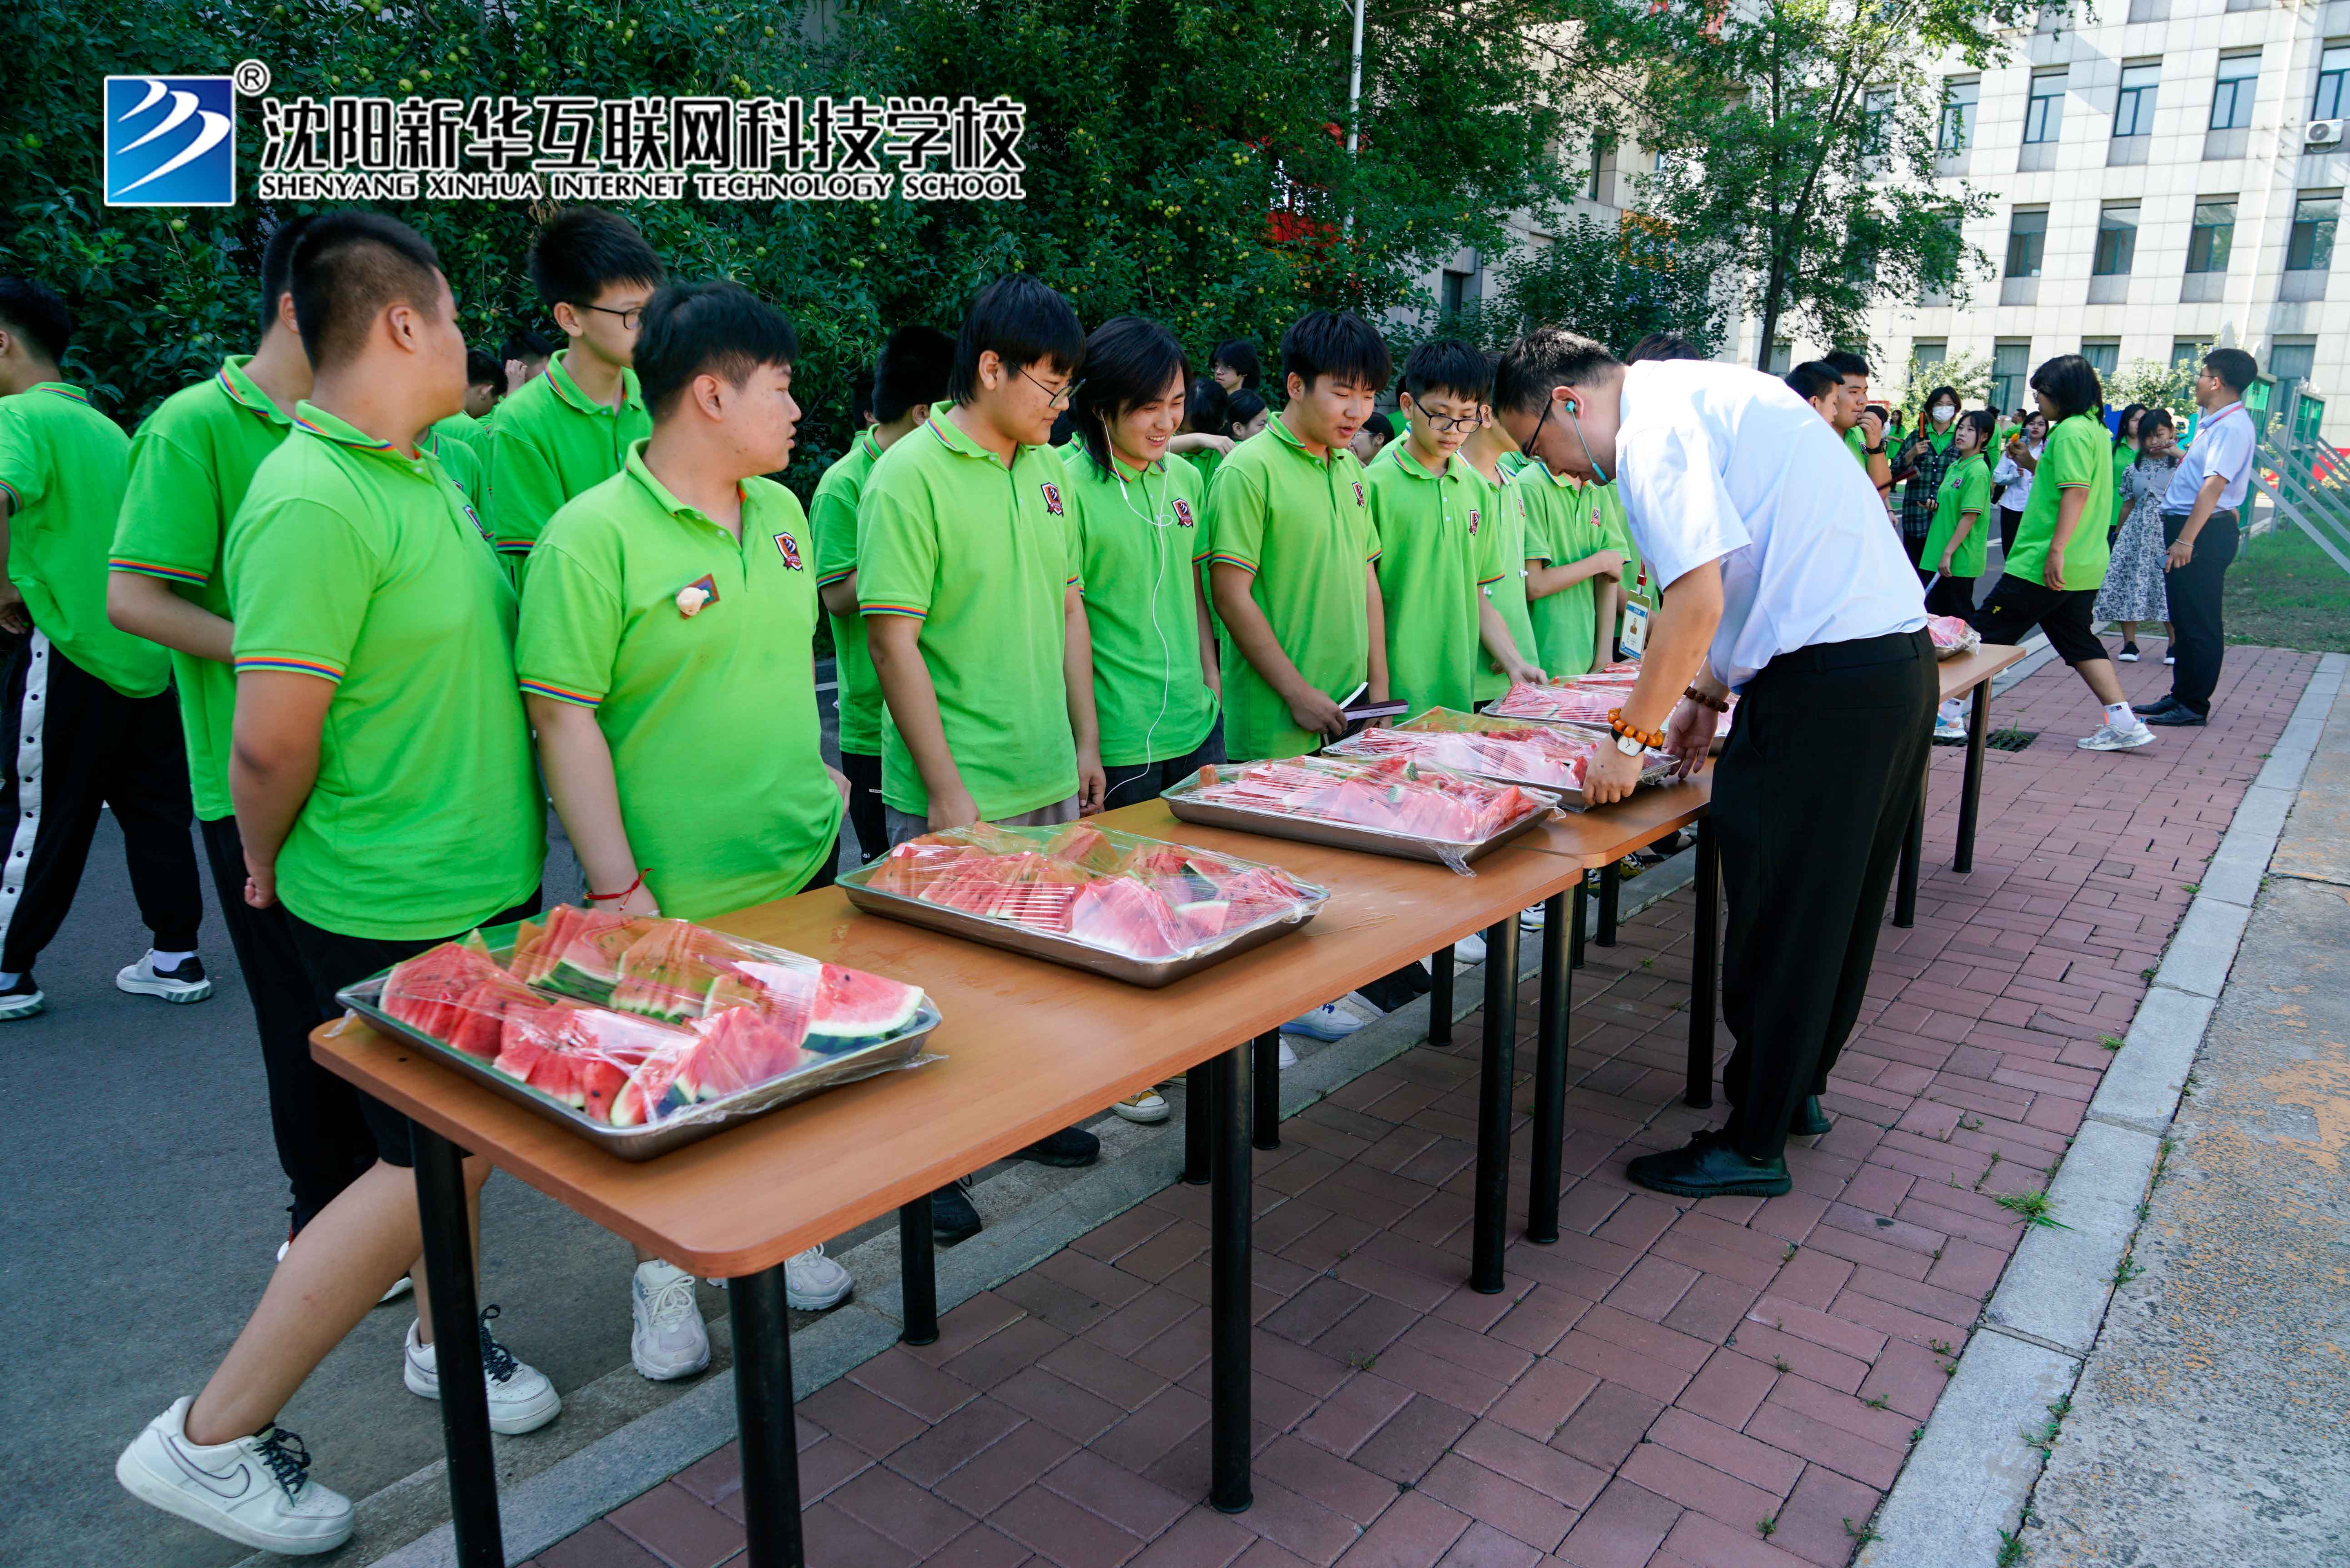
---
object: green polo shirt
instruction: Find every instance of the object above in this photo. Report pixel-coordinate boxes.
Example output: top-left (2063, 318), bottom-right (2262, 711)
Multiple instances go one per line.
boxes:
top-left (109, 357), bottom-right (293, 818)
top-left (858, 413), bottom-right (1082, 819)
top-left (517, 443), bottom-right (842, 920)
top-left (1494, 449), bottom-right (1533, 481)
top-left (1365, 440), bottom-right (1500, 719)
top-left (436, 408), bottom-right (491, 459)
top-left (1512, 463), bottom-right (1610, 682)
top-left (485, 348), bottom-right (649, 570)
top-left (0, 382), bottom-right (166, 699)
top-left (1472, 471), bottom-right (1539, 702)
top-left (1846, 425), bottom-right (1871, 468)
top-left (1203, 417), bottom-right (1378, 760)
top-left (2109, 442), bottom-right (2134, 530)
top-left (1923, 454), bottom-right (1993, 578)
top-left (2008, 413), bottom-right (2114, 591)
top-left (809, 428), bottom-right (886, 757)
top-left (426, 420), bottom-right (488, 513)
top-left (226, 402), bottom-right (542, 940)
top-left (1058, 440), bottom-right (1218, 767)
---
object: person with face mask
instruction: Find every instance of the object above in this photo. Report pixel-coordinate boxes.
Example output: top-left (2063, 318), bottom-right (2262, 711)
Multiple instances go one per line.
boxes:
top-left (1893, 386), bottom-right (1963, 576)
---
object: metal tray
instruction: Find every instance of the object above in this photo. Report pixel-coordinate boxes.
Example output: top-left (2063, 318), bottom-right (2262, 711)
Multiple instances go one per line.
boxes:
top-left (336, 974), bottom-right (943, 1161)
top-left (836, 873), bottom-right (1325, 987)
top-left (1160, 776), bottom-right (1560, 865)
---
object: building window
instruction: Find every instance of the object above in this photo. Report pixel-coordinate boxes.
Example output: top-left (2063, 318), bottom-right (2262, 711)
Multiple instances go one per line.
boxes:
top-left (1913, 339), bottom-right (1949, 371)
top-left (2287, 193), bottom-right (2339, 271)
top-left (2211, 52), bottom-right (2260, 131)
top-left (1441, 269), bottom-right (1472, 318)
top-left (1586, 137), bottom-right (1613, 202)
top-left (2270, 339), bottom-right (2316, 424)
top-left (1941, 79), bottom-right (1978, 152)
top-left (2024, 70), bottom-right (2068, 143)
top-left (2316, 44), bottom-right (2350, 120)
top-left (2082, 340), bottom-right (2120, 377)
top-left (2171, 337), bottom-right (2213, 373)
top-left (2094, 205), bottom-right (2140, 275)
top-left (1768, 340), bottom-right (1793, 376)
top-left (2005, 208), bottom-right (2049, 277)
top-left (1863, 88), bottom-right (1895, 156)
top-left (2187, 200), bottom-right (2236, 272)
top-left (1991, 341), bottom-right (2032, 414)
top-left (2114, 63), bottom-right (2159, 137)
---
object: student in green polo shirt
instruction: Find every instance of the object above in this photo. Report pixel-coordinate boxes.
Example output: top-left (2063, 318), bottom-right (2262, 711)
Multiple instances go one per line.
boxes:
top-left (1458, 382), bottom-right (1542, 705)
top-left (1366, 341), bottom-right (1541, 718)
top-left (1207, 309), bottom-right (1391, 761)
top-left (1513, 458), bottom-right (1625, 682)
top-left (485, 208), bottom-right (663, 574)
top-left (521, 281), bottom-right (856, 1357)
top-left (1824, 349), bottom-right (1890, 497)
top-left (115, 212), bottom-right (557, 1561)
top-left (861, 273), bottom-right (1106, 1243)
top-left (0, 278), bottom-right (204, 1024)
top-left (811, 324), bottom-right (953, 863)
top-left (1925, 409), bottom-right (1997, 739)
top-left (1968, 354), bottom-right (2149, 752)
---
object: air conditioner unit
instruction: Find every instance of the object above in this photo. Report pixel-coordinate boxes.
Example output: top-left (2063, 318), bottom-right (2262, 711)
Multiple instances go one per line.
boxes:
top-left (2308, 119), bottom-right (2345, 149)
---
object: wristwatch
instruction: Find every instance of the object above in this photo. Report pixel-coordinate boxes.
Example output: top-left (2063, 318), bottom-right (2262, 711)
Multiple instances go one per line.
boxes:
top-left (1612, 732), bottom-right (1646, 758)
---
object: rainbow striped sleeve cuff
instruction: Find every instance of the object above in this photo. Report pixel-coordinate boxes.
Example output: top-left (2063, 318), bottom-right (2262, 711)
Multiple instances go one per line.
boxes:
top-left (1207, 551), bottom-right (1256, 574)
top-left (1366, 547), bottom-right (1383, 564)
top-left (1477, 571), bottom-right (1505, 587)
top-left (235, 656), bottom-right (343, 683)
top-left (0, 478), bottom-right (21, 510)
top-left (494, 538), bottom-right (533, 556)
top-left (815, 567), bottom-right (854, 587)
top-left (862, 601), bottom-right (928, 620)
top-left (109, 556), bottom-right (210, 586)
top-left (518, 678), bottom-right (600, 708)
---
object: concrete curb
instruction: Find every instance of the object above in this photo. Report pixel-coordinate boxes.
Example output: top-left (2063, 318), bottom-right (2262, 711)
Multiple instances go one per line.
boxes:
top-left (349, 852), bottom-right (1701, 1568)
top-left (1857, 649), bottom-right (2347, 1568)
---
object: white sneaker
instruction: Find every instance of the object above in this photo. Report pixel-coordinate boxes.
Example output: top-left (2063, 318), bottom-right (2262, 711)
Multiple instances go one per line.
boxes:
top-left (2163, 652), bottom-right (2176, 666)
top-left (1112, 1089), bottom-right (1171, 1124)
top-left (787, 1245), bottom-right (854, 1311)
top-left (1278, 1039), bottom-right (1298, 1069)
top-left (1282, 1004), bottom-right (1363, 1043)
top-left (630, 1261), bottom-right (711, 1380)
top-left (1933, 714), bottom-right (1967, 741)
top-left (1451, 933), bottom-right (1488, 966)
top-left (116, 1397), bottom-right (353, 1556)
top-left (0, 975), bottom-right (44, 1019)
top-left (1517, 903), bottom-right (1546, 931)
top-left (277, 1238), bottom-right (412, 1304)
top-left (2078, 720), bottom-right (2156, 752)
top-left (402, 1310), bottom-right (561, 1433)
top-left (117, 952), bottom-right (213, 1004)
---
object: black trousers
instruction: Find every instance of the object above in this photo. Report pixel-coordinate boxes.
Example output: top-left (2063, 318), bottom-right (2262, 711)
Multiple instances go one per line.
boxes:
top-left (1998, 507), bottom-right (2023, 556)
top-left (201, 814), bottom-right (379, 1231)
top-left (1923, 574), bottom-right (1978, 618)
top-left (1102, 724), bottom-right (1226, 811)
top-left (2161, 510), bottom-right (2239, 715)
top-left (0, 633), bottom-right (202, 974)
top-left (840, 750), bottom-right (888, 865)
top-left (1714, 629), bottom-right (1937, 1162)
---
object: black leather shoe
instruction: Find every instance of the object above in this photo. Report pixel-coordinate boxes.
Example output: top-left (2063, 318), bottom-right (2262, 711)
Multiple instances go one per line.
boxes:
top-left (932, 1182), bottom-right (982, 1245)
top-left (1014, 1126), bottom-right (1101, 1167)
top-left (1626, 1139), bottom-right (1791, 1199)
top-left (2143, 705), bottom-right (2206, 727)
top-left (1789, 1096), bottom-right (1832, 1137)
top-left (2137, 694), bottom-right (2182, 716)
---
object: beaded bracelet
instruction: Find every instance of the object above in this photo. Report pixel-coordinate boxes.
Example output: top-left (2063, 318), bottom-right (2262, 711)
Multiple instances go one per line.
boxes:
top-left (1607, 709), bottom-right (1667, 749)
top-left (1682, 685), bottom-right (1731, 714)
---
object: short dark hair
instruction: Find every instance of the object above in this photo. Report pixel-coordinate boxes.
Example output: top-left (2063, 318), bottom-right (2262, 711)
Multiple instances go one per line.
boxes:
top-left (1070, 316), bottom-right (1190, 477)
top-left (1822, 349), bottom-right (1870, 380)
top-left (1491, 327), bottom-right (1618, 417)
top-left (503, 329), bottom-right (554, 364)
top-left (951, 274), bottom-right (1084, 405)
top-left (528, 207), bottom-right (664, 310)
top-left (634, 281), bottom-right (797, 421)
top-left (2028, 353), bottom-right (2103, 424)
top-left (1786, 361), bottom-right (1843, 404)
top-left (289, 212), bottom-right (445, 373)
top-left (1624, 332), bottom-right (1704, 365)
top-left (2132, 406), bottom-right (2175, 458)
top-left (1280, 311), bottom-right (1391, 396)
top-left (848, 363), bottom-right (875, 427)
top-left (258, 214), bottom-right (320, 338)
top-left (1211, 340), bottom-right (1261, 389)
top-left (0, 278), bottom-right (73, 367)
top-left (1401, 338), bottom-right (1492, 404)
top-left (1184, 377), bottom-right (1230, 435)
top-left (873, 324), bottom-right (954, 424)
top-left (1915, 385), bottom-right (1960, 435)
top-left (466, 347), bottom-right (507, 396)
top-left (1361, 411), bottom-right (1395, 440)
top-left (2203, 347), bottom-right (2257, 394)
top-left (1225, 387), bottom-right (1268, 435)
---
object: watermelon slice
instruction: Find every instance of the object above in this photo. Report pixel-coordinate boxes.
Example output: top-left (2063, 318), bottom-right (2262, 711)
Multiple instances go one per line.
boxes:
top-left (611, 1043), bottom-right (693, 1127)
top-left (807, 964), bottom-right (926, 1052)
top-left (382, 941), bottom-right (504, 1042)
top-left (1068, 879), bottom-right (1188, 960)
top-left (445, 972), bottom-right (542, 1059)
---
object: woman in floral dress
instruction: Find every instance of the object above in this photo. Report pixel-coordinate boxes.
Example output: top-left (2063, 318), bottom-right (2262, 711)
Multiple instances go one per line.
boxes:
top-left (2095, 407), bottom-right (2180, 663)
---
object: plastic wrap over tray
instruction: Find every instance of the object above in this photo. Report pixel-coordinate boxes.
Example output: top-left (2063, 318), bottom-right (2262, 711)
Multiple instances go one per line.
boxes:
top-left (1163, 754), bottom-right (1559, 873)
top-left (1321, 707), bottom-right (1677, 807)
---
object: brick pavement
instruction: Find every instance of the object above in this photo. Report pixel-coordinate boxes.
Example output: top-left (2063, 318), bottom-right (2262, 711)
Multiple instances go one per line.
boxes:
top-left (525, 646), bottom-right (2317, 1568)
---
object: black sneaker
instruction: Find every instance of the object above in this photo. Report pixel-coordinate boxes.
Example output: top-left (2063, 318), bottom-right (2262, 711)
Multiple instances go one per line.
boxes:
top-left (0, 972), bottom-right (42, 1020)
top-left (117, 953), bottom-right (213, 1004)
top-left (1626, 1138), bottom-right (1791, 1199)
top-left (2137, 694), bottom-right (2182, 717)
top-left (2143, 705), bottom-right (2207, 727)
top-left (2116, 643), bottom-right (2139, 663)
top-left (931, 1180), bottom-right (982, 1245)
top-left (1014, 1127), bottom-right (1100, 1168)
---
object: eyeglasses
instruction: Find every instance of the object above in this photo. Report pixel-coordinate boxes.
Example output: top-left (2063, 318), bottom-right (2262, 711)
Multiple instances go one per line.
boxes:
top-left (580, 302), bottom-right (644, 331)
top-left (1020, 365), bottom-right (1080, 409)
top-left (1518, 397), bottom-right (1554, 461)
top-left (1420, 408), bottom-right (1483, 435)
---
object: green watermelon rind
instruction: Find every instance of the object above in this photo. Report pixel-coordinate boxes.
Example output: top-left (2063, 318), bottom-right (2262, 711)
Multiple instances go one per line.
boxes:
top-left (807, 966), bottom-right (926, 1053)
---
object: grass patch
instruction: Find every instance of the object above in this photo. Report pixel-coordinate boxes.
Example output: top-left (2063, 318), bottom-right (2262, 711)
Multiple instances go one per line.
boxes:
top-left (1996, 1188), bottom-right (2072, 1229)
top-left (2227, 520), bottom-right (2350, 653)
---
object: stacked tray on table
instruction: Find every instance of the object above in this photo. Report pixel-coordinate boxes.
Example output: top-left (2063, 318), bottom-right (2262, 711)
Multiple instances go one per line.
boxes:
top-left (1164, 754), bottom-right (1558, 873)
top-left (1322, 707), bottom-right (1677, 807)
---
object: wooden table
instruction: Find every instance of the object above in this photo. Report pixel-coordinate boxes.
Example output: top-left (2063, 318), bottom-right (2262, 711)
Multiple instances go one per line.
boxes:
top-left (1893, 643), bottom-right (2032, 926)
top-left (314, 792), bottom-right (1712, 1567)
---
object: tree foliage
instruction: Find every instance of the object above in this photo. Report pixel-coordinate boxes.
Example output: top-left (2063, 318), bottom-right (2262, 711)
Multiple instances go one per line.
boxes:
top-left (1475, 212), bottom-right (1727, 358)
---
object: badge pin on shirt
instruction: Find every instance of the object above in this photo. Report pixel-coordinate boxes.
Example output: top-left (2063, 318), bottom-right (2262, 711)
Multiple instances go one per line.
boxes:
top-left (773, 532), bottom-right (803, 570)
top-left (675, 575), bottom-right (718, 617)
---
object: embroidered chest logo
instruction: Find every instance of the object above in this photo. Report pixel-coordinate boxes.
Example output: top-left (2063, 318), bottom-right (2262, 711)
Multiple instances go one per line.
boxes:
top-left (1040, 480), bottom-right (1065, 516)
top-left (1352, 480), bottom-right (1366, 507)
top-left (1172, 497), bottom-right (1195, 528)
top-left (774, 532), bottom-right (803, 570)
top-left (1467, 507), bottom-right (1481, 536)
top-left (462, 503), bottom-right (489, 544)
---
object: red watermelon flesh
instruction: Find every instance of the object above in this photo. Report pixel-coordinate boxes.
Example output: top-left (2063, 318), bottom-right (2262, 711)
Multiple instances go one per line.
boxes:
top-left (719, 960), bottom-right (816, 1048)
top-left (673, 1005), bottom-right (804, 1102)
top-left (611, 1041), bottom-right (695, 1127)
top-left (382, 941), bottom-right (503, 1041)
top-left (492, 1000), bottom-right (572, 1085)
top-left (445, 972), bottom-right (542, 1059)
top-left (1068, 879), bottom-right (1187, 959)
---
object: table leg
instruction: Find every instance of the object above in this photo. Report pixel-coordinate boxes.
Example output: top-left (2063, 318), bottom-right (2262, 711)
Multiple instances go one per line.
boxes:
top-left (1470, 915), bottom-right (1522, 1294)
top-left (1955, 679), bottom-right (1988, 874)
top-left (1687, 813), bottom-right (1719, 1110)
top-left (1427, 943), bottom-right (1455, 1045)
top-left (1570, 877), bottom-right (1587, 970)
top-left (1597, 862), bottom-right (1621, 947)
top-left (1527, 891), bottom-right (1571, 1245)
top-left (1252, 1030), bottom-right (1281, 1151)
top-left (730, 1262), bottom-right (806, 1568)
top-left (1893, 755), bottom-right (1924, 929)
top-left (1209, 1040), bottom-right (1253, 1514)
top-left (410, 1125), bottom-right (502, 1568)
top-left (1183, 1063), bottom-right (1211, 1186)
top-left (898, 1200), bottom-right (938, 1347)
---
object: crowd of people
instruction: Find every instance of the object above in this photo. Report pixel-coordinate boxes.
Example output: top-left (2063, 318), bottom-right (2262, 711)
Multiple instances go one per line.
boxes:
top-left (0, 203), bottom-right (2260, 1558)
